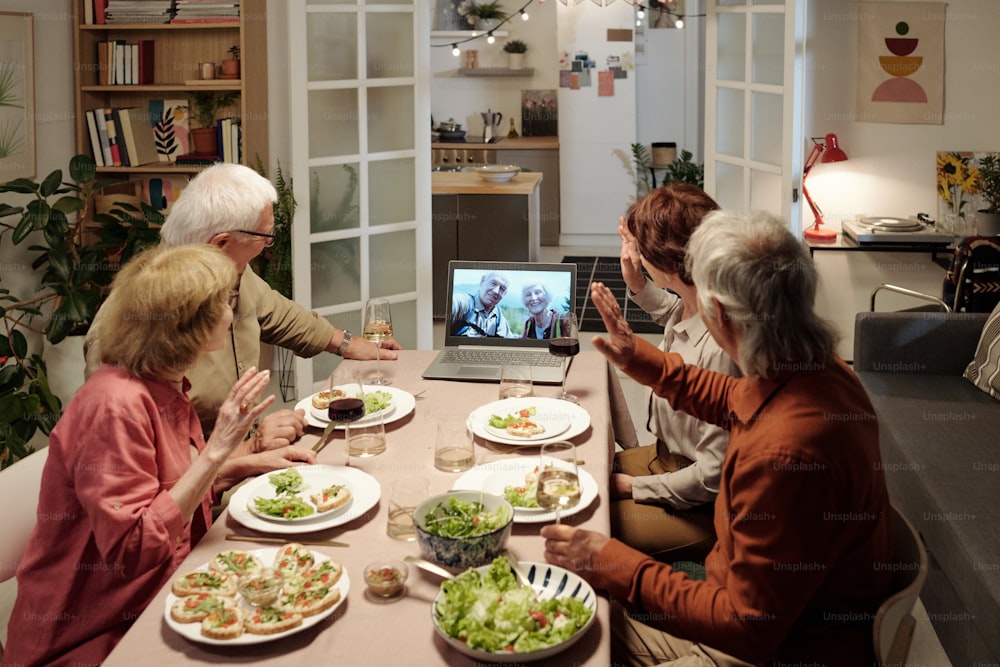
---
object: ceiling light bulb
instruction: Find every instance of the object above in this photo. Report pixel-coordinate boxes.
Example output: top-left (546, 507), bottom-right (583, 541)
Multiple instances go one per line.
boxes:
top-left (487, 31), bottom-right (495, 44)
top-left (452, 44), bottom-right (460, 57)
top-left (521, 10), bottom-right (529, 20)
top-left (675, 18), bottom-right (684, 28)
top-left (637, 7), bottom-right (645, 19)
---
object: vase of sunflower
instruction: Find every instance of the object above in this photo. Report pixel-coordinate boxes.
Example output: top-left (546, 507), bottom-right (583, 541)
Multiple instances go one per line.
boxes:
top-left (936, 151), bottom-right (980, 235)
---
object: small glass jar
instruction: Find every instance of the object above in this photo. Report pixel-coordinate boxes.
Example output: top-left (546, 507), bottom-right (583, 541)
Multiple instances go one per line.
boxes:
top-left (363, 560), bottom-right (408, 598)
top-left (238, 568), bottom-right (284, 606)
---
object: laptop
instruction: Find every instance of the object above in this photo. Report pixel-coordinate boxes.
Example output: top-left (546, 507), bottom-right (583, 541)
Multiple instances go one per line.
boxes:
top-left (423, 260), bottom-right (578, 383)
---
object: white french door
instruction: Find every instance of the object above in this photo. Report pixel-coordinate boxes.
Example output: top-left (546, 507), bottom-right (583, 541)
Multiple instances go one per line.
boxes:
top-left (703, 0), bottom-right (804, 230)
top-left (287, 0), bottom-right (432, 397)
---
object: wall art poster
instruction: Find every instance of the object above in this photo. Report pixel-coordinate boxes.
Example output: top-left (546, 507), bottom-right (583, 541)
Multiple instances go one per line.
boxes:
top-left (521, 90), bottom-right (557, 137)
top-left (0, 12), bottom-right (35, 180)
top-left (148, 99), bottom-right (190, 162)
top-left (856, 1), bottom-right (945, 124)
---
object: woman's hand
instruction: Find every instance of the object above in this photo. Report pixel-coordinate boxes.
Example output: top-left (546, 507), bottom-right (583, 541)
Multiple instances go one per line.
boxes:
top-left (206, 367), bottom-right (274, 463)
top-left (618, 217), bottom-right (647, 295)
top-left (589, 282), bottom-right (636, 369)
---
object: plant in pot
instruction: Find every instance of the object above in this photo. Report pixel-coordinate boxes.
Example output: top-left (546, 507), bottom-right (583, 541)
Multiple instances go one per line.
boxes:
top-left (659, 149), bottom-right (705, 190)
top-left (975, 153), bottom-right (1000, 236)
top-left (0, 154), bottom-right (162, 466)
top-left (188, 90), bottom-right (239, 157)
top-left (221, 44), bottom-right (240, 79)
top-left (502, 39), bottom-right (527, 70)
top-left (457, 1), bottom-right (508, 30)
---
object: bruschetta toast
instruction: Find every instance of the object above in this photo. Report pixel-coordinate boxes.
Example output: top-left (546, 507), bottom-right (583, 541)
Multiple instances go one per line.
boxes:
top-left (244, 606), bottom-right (304, 635)
top-left (171, 570), bottom-right (238, 598)
top-left (209, 550), bottom-right (265, 578)
top-left (309, 484), bottom-right (352, 513)
top-left (200, 606), bottom-right (246, 640)
top-left (169, 593), bottom-right (236, 623)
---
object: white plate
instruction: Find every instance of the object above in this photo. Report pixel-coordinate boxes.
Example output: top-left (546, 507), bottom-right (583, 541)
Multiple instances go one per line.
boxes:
top-left (295, 385), bottom-right (414, 429)
top-left (432, 561), bottom-right (597, 662)
top-left (452, 459), bottom-right (598, 524)
top-left (164, 547), bottom-right (349, 646)
top-left (229, 465), bottom-right (381, 534)
top-left (244, 468), bottom-right (354, 524)
top-left (482, 412), bottom-right (571, 442)
top-left (469, 397), bottom-right (590, 446)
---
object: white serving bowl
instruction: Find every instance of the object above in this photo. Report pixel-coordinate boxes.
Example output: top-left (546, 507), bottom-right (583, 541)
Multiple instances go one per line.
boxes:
top-left (476, 164), bottom-right (521, 183)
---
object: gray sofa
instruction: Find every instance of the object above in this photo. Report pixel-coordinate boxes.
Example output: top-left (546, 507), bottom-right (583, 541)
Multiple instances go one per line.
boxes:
top-left (854, 311), bottom-right (1000, 666)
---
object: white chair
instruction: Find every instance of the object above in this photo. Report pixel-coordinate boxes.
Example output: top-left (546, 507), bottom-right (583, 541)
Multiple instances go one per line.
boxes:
top-left (874, 504), bottom-right (929, 667)
top-left (0, 447), bottom-right (49, 658)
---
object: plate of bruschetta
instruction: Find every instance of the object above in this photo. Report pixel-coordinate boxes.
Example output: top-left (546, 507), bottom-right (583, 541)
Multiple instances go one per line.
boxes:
top-left (468, 397), bottom-right (590, 447)
top-left (163, 544), bottom-right (349, 645)
top-left (229, 465), bottom-right (381, 534)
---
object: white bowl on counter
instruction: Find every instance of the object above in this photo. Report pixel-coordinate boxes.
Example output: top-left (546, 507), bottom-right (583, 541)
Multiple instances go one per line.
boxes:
top-left (475, 164), bottom-right (520, 183)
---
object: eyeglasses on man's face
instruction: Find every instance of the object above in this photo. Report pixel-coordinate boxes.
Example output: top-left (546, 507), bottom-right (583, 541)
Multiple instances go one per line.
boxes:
top-left (230, 229), bottom-right (277, 247)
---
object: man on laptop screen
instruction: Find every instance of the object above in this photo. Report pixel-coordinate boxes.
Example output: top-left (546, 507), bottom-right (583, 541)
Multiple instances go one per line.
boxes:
top-left (451, 270), bottom-right (514, 337)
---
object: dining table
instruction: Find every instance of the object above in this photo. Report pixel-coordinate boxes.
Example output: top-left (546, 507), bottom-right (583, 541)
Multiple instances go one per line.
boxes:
top-left (102, 349), bottom-right (627, 666)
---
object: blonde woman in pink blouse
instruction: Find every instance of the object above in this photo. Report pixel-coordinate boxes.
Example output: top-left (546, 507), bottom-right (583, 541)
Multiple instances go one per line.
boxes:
top-left (5, 245), bottom-right (279, 667)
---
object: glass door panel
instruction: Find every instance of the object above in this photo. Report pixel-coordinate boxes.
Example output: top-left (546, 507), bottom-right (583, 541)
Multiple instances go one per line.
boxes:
top-left (716, 87), bottom-right (745, 157)
top-left (308, 89), bottom-right (360, 157)
top-left (751, 13), bottom-right (784, 85)
top-left (311, 238), bottom-right (362, 308)
top-left (309, 163), bottom-right (361, 233)
top-left (367, 86), bottom-right (415, 153)
top-left (750, 91), bottom-right (783, 165)
top-left (367, 13), bottom-right (414, 79)
top-left (307, 13), bottom-right (358, 81)
top-left (368, 158), bottom-right (415, 226)
top-left (716, 13), bottom-right (746, 81)
top-left (370, 229), bottom-right (416, 296)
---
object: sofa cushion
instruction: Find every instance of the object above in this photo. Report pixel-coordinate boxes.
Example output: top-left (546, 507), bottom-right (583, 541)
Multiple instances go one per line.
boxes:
top-left (963, 301), bottom-right (1000, 400)
top-left (858, 371), bottom-right (1000, 660)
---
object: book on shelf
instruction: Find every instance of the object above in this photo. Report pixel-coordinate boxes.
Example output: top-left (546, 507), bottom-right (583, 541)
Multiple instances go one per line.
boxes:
top-left (91, 108), bottom-right (114, 166)
top-left (97, 39), bottom-right (155, 86)
top-left (230, 118), bottom-right (242, 164)
top-left (84, 0), bottom-right (95, 25)
top-left (136, 39), bottom-right (154, 85)
top-left (119, 107), bottom-right (161, 166)
top-left (97, 41), bottom-right (112, 85)
top-left (102, 108), bottom-right (123, 167)
top-left (94, 0), bottom-right (108, 25)
top-left (84, 110), bottom-right (105, 168)
top-left (104, 0), bottom-right (173, 24)
top-left (148, 99), bottom-right (190, 162)
top-left (111, 109), bottom-right (131, 166)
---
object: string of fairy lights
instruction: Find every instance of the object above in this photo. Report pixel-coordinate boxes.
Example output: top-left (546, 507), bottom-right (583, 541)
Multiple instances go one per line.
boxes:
top-left (432, 0), bottom-right (701, 56)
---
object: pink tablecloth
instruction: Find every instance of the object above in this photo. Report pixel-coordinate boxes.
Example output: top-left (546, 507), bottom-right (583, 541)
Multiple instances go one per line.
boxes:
top-left (103, 350), bottom-right (618, 666)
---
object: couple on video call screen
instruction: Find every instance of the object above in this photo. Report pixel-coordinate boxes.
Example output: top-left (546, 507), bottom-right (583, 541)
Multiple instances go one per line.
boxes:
top-left (449, 268), bottom-right (574, 340)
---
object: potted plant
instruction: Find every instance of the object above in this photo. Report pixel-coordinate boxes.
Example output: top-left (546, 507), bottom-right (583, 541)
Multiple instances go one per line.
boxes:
top-left (188, 90), bottom-right (239, 156)
top-left (457, 1), bottom-right (508, 31)
top-left (659, 149), bottom-right (705, 189)
top-left (502, 39), bottom-right (527, 70)
top-left (0, 154), bottom-right (162, 466)
top-left (975, 153), bottom-right (1000, 236)
top-left (221, 44), bottom-right (240, 79)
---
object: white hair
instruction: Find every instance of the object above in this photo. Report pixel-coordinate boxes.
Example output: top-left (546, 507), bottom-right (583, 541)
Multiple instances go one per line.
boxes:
top-left (159, 163), bottom-right (277, 246)
top-left (687, 210), bottom-right (838, 379)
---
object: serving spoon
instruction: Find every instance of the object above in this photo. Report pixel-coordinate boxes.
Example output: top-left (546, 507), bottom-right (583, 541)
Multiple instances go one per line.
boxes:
top-left (403, 555), bottom-right (455, 580)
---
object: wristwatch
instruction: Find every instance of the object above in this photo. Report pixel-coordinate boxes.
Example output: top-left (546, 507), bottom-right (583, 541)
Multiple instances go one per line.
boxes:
top-left (335, 329), bottom-right (352, 357)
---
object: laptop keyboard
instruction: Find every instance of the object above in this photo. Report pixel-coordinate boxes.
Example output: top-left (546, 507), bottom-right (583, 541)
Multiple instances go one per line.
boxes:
top-left (438, 348), bottom-right (564, 367)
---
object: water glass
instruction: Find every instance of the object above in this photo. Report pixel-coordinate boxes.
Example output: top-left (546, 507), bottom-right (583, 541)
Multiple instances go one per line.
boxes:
top-left (386, 475), bottom-right (429, 541)
top-left (434, 419), bottom-right (475, 472)
top-left (499, 365), bottom-right (533, 400)
top-left (347, 411), bottom-right (386, 457)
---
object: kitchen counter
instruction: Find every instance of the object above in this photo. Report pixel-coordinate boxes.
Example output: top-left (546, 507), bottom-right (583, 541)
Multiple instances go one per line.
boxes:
top-left (431, 171), bottom-right (542, 195)
top-left (431, 136), bottom-right (559, 150)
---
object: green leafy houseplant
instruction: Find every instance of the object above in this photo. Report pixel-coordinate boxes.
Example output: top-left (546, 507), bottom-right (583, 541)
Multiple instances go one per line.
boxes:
top-left (659, 149), bottom-right (704, 190)
top-left (252, 157), bottom-right (296, 299)
top-left (189, 90), bottom-right (240, 130)
top-left (502, 39), bottom-right (527, 54)
top-left (458, 1), bottom-right (508, 26)
top-left (976, 153), bottom-right (1000, 215)
top-left (0, 154), bottom-right (162, 466)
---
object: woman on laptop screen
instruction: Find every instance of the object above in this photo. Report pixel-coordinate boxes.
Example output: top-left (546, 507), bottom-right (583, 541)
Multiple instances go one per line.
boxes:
top-left (520, 281), bottom-right (564, 339)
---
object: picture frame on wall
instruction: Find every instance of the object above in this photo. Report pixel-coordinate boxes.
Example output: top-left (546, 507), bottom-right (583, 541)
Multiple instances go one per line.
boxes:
top-left (0, 11), bottom-right (35, 181)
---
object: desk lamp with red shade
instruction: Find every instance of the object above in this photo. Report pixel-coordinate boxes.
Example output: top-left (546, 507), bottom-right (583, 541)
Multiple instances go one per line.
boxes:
top-left (802, 133), bottom-right (848, 241)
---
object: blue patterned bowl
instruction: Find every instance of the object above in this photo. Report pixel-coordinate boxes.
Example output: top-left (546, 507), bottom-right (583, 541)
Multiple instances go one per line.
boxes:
top-left (414, 491), bottom-right (513, 572)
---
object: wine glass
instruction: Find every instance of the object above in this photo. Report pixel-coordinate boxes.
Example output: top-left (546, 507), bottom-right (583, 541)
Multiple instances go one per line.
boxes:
top-left (317, 368), bottom-right (367, 466)
top-left (536, 441), bottom-right (581, 524)
top-left (362, 298), bottom-right (394, 386)
top-left (548, 312), bottom-right (580, 403)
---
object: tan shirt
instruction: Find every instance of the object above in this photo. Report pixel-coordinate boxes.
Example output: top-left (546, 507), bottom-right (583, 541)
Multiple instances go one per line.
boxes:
top-left (628, 281), bottom-right (740, 509)
top-left (87, 266), bottom-right (334, 433)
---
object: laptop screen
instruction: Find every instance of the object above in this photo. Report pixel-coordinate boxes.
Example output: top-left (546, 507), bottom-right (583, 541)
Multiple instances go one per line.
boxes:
top-left (443, 260), bottom-right (578, 347)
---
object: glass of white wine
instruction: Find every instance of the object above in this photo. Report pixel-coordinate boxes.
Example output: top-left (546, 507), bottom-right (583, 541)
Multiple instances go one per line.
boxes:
top-left (536, 441), bottom-right (581, 524)
top-left (362, 297), bottom-right (393, 386)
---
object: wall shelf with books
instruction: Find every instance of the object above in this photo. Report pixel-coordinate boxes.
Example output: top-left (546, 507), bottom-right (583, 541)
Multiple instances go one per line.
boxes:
top-left (73, 0), bottom-right (268, 188)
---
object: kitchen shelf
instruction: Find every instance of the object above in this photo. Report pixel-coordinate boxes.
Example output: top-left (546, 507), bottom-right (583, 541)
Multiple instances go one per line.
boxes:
top-left (431, 30), bottom-right (509, 38)
top-left (457, 67), bottom-right (535, 77)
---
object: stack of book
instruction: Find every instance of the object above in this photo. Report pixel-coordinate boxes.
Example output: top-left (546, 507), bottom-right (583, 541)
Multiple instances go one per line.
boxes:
top-left (96, 39), bottom-right (154, 85)
top-left (103, 1), bottom-right (174, 24)
top-left (85, 107), bottom-right (163, 168)
top-left (172, 1), bottom-right (240, 24)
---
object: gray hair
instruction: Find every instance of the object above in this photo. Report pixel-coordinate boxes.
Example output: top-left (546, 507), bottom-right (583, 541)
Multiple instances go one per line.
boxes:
top-left (159, 163), bottom-right (277, 246)
top-left (687, 210), bottom-right (838, 379)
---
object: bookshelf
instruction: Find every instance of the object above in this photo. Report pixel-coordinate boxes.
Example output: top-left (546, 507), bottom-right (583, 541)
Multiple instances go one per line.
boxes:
top-left (72, 0), bottom-right (268, 176)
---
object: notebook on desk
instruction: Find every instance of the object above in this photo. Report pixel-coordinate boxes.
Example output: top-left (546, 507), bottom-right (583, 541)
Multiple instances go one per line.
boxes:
top-left (422, 260), bottom-right (578, 383)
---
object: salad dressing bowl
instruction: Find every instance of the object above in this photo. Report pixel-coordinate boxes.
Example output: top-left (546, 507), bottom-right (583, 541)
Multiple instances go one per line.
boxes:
top-left (413, 491), bottom-right (513, 572)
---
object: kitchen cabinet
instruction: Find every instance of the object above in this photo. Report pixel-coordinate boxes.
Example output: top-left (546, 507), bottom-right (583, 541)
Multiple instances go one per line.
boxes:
top-left (431, 172), bottom-right (543, 317)
top-left (497, 148), bottom-right (560, 245)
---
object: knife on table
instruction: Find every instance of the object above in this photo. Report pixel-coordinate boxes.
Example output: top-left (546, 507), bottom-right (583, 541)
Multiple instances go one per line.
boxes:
top-left (226, 533), bottom-right (349, 548)
top-left (311, 421), bottom-right (337, 454)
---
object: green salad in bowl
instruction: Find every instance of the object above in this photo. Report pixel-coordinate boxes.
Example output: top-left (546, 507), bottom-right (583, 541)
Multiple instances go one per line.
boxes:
top-left (433, 555), bottom-right (596, 660)
top-left (414, 491), bottom-right (513, 571)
